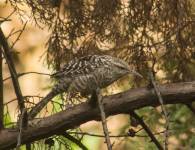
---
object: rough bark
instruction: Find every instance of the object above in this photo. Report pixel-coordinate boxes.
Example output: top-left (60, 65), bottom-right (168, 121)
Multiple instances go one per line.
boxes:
top-left (0, 28), bottom-right (25, 112)
top-left (0, 81), bottom-right (195, 149)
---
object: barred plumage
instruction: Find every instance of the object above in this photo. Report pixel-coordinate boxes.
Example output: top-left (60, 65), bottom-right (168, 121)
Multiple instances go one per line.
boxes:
top-left (28, 55), bottom-right (142, 119)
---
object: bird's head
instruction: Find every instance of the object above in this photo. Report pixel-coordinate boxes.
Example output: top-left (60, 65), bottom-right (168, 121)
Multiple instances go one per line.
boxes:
top-left (110, 57), bottom-right (143, 78)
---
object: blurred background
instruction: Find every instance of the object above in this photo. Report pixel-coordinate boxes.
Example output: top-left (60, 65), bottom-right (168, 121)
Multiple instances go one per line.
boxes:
top-left (0, 0), bottom-right (195, 149)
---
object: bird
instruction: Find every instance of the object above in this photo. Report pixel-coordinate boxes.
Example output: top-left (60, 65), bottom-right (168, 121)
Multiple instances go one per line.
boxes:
top-left (28, 55), bottom-right (142, 119)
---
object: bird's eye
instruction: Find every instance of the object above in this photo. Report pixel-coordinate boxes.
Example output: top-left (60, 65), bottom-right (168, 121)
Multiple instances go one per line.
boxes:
top-left (118, 66), bottom-right (127, 70)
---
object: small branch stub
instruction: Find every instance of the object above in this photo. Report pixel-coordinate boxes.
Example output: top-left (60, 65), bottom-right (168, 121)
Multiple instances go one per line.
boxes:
top-left (96, 88), bottom-right (112, 150)
top-left (149, 72), bottom-right (169, 150)
top-left (16, 108), bottom-right (28, 149)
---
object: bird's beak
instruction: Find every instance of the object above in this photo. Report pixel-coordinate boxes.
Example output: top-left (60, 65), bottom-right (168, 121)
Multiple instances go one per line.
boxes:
top-left (131, 70), bottom-right (143, 78)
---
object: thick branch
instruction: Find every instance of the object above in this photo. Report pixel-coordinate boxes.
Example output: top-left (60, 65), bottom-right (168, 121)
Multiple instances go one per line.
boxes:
top-left (0, 28), bottom-right (24, 111)
top-left (0, 81), bottom-right (195, 149)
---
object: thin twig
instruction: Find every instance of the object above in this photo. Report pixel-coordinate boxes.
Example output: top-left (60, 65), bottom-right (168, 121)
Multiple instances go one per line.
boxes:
top-left (11, 21), bottom-right (27, 49)
top-left (16, 108), bottom-right (28, 150)
top-left (3, 71), bottom-right (51, 82)
top-left (0, 28), bottom-right (25, 112)
top-left (68, 131), bottom-right (133, 138)
top-left (6, 28), bottom-right (18, 40)
top-left (129, 111), bottom-right (164, 150)
top-left (0, 10), bottom-right (16, 24)
top-left (150, 72), bottom-right (169, 150)
top-left (96, 88), bottom-right (112, 150)
top-left (0, 18), bottom-right (12, 24)
top-left (4, 95), bottom-right (43, 106)
top-left (0, 47), bottom-right (3, 129)
top-left (61, 132), bottom-right (88, 150)
top-left (67, 129), bottom-right (165, 138)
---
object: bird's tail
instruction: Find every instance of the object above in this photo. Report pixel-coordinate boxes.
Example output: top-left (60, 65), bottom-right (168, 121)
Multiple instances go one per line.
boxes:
top-left (28, 91), bottom-right (57, 120)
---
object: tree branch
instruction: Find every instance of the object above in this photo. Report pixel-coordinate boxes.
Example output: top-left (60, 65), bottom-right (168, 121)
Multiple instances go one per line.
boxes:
top-left (0, 28), bottom-right (24, 112)
top-left (129, 111), bottom-right (163, 150)
top-left (67, 130), bottom-right (163, 138)
top-left (149, 72), bottom-right (169, 150)
top-left (10, 21), bottom-right (27, 49)
top-left (16, 108), bottom-right (28, 149)
top-left (3, 71), bottom-right (51, 82)
top-left (0, 81), bottom-right (195, 149)
top-left (61, 132), bottom-right (88, 150)
top-left (0, 46), bottom-right (3, 129)
top-left (97, 88), bottom-right (112, 150)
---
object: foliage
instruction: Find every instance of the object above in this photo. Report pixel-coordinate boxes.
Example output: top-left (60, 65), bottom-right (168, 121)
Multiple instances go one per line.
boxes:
top-left (7, 0), bottom-right (195, 78)
top-left (1, 0), bottom-right (195, 149)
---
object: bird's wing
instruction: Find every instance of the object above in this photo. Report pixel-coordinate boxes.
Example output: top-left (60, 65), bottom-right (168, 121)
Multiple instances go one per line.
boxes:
top-left (67, 66), bottom-right (111, 94)
top-left (51, 55), bottom-right (111, 79)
